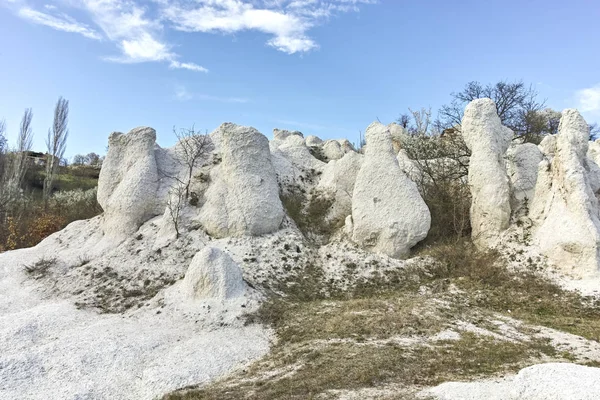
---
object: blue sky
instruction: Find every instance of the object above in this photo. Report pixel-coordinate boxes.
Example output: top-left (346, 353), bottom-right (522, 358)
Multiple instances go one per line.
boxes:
top-left (0, 0), bottom-right (599, 158)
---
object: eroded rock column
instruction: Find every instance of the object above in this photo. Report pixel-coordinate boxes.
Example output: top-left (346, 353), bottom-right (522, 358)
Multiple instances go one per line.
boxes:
top-left (350, 121), bottom-right (430, 258)
top-left (97, 127), bottom-right (159, 241)
top-left (198, 123), bottom-right (284, 237)
top-left (461, 99), bottom-right (512, 248)
top-left (530, 110), bottom-right (600, 276)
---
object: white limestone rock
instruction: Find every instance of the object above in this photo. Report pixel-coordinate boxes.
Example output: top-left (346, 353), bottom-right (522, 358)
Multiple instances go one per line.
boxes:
top-left (182, 247), bottom-right (246, 299)
top-left (530, 110), bottom-right (600, 277)
top-left (318, 152), bottom-right (364, 224)
top-left (461, 99), bottom-right (512, 248)
top-left (273, 128), bottom-right (303, 141)
top-left (424, 363), bottom-right (600, 400)
top-left (97, 127), bottom-right (159, 241)
top-left (306, 135), bottom-right (323, 146)
top-left (198, 123), bottom-right (284, 238)
top-left (396, 149), bottom-right (422, 183)
top-left (506, 143), bottom-right (544, 210)
top-left (322, 140), bottom-right (345, 161)
top-left (337, 139), bottom-right (356, 153)
top-left (350, 121), bottom-right (431, 258)
top-left (389, 122), bottom-right (409, 154)
top-left (588, 139), bottom-right (600, 165)
top-left (270, 132), bottom-right (326, 191)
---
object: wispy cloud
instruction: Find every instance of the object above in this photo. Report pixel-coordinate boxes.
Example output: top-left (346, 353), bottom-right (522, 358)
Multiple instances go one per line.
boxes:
top-left (576, 84), bottom-right (600, 115)
top-left (161, 0), bottom-right (377, 54)
top-left (7, 0), bottom-right (376, 69)
top-left (17, 7), bottom-right (102, 40)
top-left (174, 85), bottom-right (248, 103)
top-left (169, 60), bottom-right (209, 73)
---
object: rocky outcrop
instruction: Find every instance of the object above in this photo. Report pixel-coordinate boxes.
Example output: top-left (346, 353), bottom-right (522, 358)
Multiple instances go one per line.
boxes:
top-left (305, 135), bottom-right (323, 147)
top-left (270, 132), bottom-right (325, 190)
top-left (97, 127), bottom-right (159, 241)
top-left (530, 110), bottom-right (600, 277)
top-left (318, 152), bottom-right (364, 224)
top-left (396, 149), bottom-right (422, 183)
top-left (425, 363), bottom-right (600, 400)
top-left (182, 247), bottom-right (246, 299)
top-left (461, 99), bottom-right (513, 248)
top-left (506, 143), bottom-right (544, 211)
top-left (349, 121), bottom-right (430, 258)
top-left (389, 122), bottom-right (409, 154)
top-left (322, 140), bottom-right (346, 161)
top-left (198, 123), bottom-right (284, 237)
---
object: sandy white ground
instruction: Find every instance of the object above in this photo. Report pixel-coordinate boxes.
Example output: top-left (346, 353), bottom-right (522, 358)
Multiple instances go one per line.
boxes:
top-left (0, 219), bottom-right (272, 400)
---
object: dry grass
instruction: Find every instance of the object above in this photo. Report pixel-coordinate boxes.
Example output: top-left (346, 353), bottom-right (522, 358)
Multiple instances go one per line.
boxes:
top-left (161, 238), bottom-right (600, 400)
top-left (420, 240), bottom-right (600, 342)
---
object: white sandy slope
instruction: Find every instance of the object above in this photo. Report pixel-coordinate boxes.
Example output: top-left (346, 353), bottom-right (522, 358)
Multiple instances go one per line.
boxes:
top-left (0, 220), bottom-right (271, 400)
top-left (423, 363), bottom-right (600, 400)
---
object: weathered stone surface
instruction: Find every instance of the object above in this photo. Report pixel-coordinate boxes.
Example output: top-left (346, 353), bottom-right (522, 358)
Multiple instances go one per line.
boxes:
top-left (389, 122), bottom-right (409, 154)
top-left (530, 110), bottom-right (600, 277)
top-left (97, 127), bottom-right (159, 241)
top-left (198, 123), bottom-right (284, 237)
top-left (322, 140), bottom-right (345, 161)
top-left (425, 363), bottom-right (600, 400)
top-left (506, 143), bottom-right (544, 210)
top-left (396, 149), bottom-right (423, 183)
top-left (318, 152), bottom-right (364, 223)
top-left (350, 121), bottom-right (430, 258)
top-left (306, 135), bottom-right (323, 146)
top-left (182, 247), bottom-right (246, 299)
top-left (461, 99), bottom-right (512, 248)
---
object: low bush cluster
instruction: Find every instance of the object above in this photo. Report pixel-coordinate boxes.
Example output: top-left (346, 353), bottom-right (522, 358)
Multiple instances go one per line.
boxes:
top-left (0, 188), bottom-right (102, 251)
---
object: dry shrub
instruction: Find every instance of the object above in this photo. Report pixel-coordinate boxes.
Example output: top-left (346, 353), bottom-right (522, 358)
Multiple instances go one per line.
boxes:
top-left (280, 186), bottom-right (342, 243)
top-left (401, 132), bottom-right (472, 244)
top-left (0, 188), bottom-right (102, 251)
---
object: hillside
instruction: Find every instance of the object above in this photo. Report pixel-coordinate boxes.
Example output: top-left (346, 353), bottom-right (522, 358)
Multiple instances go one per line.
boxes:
top-left (1, 100), bottom-right (600, 400)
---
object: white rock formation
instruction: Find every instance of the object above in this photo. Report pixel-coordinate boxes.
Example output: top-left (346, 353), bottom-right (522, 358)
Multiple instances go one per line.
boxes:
top-left (182, 247), bottom-right (246, 300)
top-left (506, 143), bottom-right (544, 210)
top-left (461, 99), bottom-right (513, 248)
top-left (396, 149), bottom-right (423, 183)
top-left (389, 122), bottom-right (409, 154)
top-left (318, 152), bottom-right (364, 223)
top-left (530, 110), bottom-right (600, 277)
top-left (322, 140), bottom-right (346, 161)
top-left (350, 121), bottom-right (431, 258)
top-left (306, 135), bottom-right (323, 147)
top-left (198, 123), bottom-right (284, 238)
top-left (270, 132), bottom-right (326, 190)
top-left (425, 363), bottom-right (600, 400)
top-left (588, 139), bottom-right (600, 165)
top-left (97, 127), bottom-right (159, 241)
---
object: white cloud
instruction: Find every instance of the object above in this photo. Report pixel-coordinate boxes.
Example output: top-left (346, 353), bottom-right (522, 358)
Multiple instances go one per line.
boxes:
top-left (160, 0), bottom-right (376, 54)
top-left (17, 7), bottom-right (102, 40)
top-left (8, 0), bottom-right (376, 69)
top-left (576, 84), bottom-right (600, 115)
top-left (169, 60), bottom-right (209, 73)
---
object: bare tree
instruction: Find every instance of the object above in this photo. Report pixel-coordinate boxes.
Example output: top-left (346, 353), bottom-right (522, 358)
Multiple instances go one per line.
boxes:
top-left (72, 154), bottom-right (86, 165)
top-left (397, 114), bottom-right (410, 129)
top-left (85, 152), bottom-right (100, 166)
top-left (0, 119), bottom-right (6, 179)
top-left (7, 109), bottom-right (34, 194)
top-left (590, 123), bottom-right (600, 141)
top-left (408, 107), bottom-right (433, 135)
top-left (439, 80), bottom-right (546, 142)
top-left (173, 125), bottom-right (211, 200)
top-left (166, 182), bottom-right (186, 238)
top-left (44, 97), bottom-right (69, 203)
